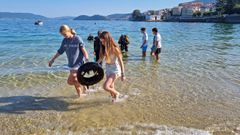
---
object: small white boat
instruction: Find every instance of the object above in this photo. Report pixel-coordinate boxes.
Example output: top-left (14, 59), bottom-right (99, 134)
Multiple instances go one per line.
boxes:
top-left (34, 20), bottom-right (43, 26)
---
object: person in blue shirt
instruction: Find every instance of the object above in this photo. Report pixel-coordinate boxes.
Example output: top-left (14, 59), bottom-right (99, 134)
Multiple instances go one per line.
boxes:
top-left (48, 25), bottom-right (89, 98)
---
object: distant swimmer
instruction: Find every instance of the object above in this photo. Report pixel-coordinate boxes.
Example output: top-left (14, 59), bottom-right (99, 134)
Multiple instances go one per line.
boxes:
top-left (87, 34), bottom-right (94, 41)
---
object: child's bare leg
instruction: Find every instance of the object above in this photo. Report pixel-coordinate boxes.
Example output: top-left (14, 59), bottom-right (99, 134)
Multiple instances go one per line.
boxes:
top-left (155, 52), bottom-right (160, 61)
top-left (82, 86), bottom-right (87, 94)
top-left (142, 52), bottom-right (146, 57)
top-left (110, 78), bottom-right (119, 97)
top-left (69, 70), bottom-right (82, 97)
top-left (74, 83), bottom-right (82, 97)
top-left (67, 73), bottom-right (75, 86)
top-left (151, 52), bottom-right (155, 56)
top-left (104, 74), bottom-right (119, 97)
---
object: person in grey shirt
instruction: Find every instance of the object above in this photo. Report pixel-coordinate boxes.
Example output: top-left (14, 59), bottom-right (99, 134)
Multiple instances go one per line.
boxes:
top-left (48, 25), bottom-right (89, 98)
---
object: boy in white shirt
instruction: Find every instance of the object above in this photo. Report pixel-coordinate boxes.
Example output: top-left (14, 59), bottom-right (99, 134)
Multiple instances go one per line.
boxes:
top-left (152, 28), bottom-right (162, 61)
top-left (140, 27), bottom-right (148, 57)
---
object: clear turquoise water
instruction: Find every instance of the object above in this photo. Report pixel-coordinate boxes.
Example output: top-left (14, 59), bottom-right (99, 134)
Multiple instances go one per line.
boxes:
top-left (0, 19), bottom-right (240, 134)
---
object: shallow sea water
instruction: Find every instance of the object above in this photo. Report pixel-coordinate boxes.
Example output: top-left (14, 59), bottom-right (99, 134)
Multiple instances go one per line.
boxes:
top-left (0, 19), bottom-right (240, 135)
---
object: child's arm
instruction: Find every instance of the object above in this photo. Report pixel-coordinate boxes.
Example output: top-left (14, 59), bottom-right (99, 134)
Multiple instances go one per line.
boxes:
top-left (80, 47), bottom-right (89, 62)
top-left (97, 50), bottom-right (104, 64)
top-left (49, 53), bottom-right (60, 67)
top-left (155, 34), bottom-right (160, 47)
top-left (116, 49), bottom-right (126, 81)
top-left (155, 40), bottom-right (158, 47)
top-left (97, 55), bottom-right (104, 64)
top-left (49, 39), bottom-right (66, 67)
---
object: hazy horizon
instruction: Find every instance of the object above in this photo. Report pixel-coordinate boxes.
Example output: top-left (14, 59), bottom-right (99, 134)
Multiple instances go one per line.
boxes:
top-left (0, 0), bottom-right (191, 18)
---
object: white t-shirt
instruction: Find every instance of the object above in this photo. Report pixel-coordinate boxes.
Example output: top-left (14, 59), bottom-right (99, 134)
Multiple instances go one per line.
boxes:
top-left (142, 32), bottom-right (148, 46)
top-left (154, 33), bottom-right (162, 48)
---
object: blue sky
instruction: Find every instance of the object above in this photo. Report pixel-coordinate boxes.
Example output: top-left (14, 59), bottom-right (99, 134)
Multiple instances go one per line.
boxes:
top-left (0, 0), bottom-right (191, 17)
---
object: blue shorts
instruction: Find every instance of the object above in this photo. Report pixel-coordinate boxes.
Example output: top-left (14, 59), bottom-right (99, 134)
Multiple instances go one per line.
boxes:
top-left (142, 45), bottom-right (148, 52)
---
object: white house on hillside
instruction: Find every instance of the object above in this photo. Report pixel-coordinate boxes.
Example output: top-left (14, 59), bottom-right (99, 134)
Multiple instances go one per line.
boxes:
top-left (144, 10), bottom-right (163, 21)
top-left (180, 2), bottom-right (203, 17)
top-left (145, 15), bottom-right (162, 21)
top-left (172, 6), bottom-right (182, 16)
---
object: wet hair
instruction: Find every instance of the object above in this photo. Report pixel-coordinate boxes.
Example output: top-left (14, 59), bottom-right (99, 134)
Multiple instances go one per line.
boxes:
top-left (152, 28), bottom-right (158, 33)
top-left (141, 27), bottom-right (146, 32)
top-left (97, 30), bottom-right (102, 36)
top-left (59, 25), bottom-right (76, 35)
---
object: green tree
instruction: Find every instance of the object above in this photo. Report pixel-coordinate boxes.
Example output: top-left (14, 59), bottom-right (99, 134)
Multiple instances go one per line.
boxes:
top-left (132, 9), bottom-right (145, 21)
top-left (132, 10), bottom-right (141, 18)
top-left (216, 0), bottom-right (226, 15)
top-left (233, 3), bottom-right (240, 13)
top-left (193, 11), bottom-right (202, 17)
top-left (225, 0), bottom-right (235, 14)
top-left (203, 12), bottom-right (211, 16)
top-left (216, 0), bottom-right (240, 14)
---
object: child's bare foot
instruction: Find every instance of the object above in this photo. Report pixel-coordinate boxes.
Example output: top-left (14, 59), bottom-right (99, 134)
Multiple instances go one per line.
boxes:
top-left (80, 86), bottom-right (87, 97)
top-left (81, 86), bottom-right (88, 94)
top-left (112, 92), bottom-right (120, 102)
top-left (76, 90), bottom-right (81, 98)
top-left (113, 94), bottom-right (128, 103)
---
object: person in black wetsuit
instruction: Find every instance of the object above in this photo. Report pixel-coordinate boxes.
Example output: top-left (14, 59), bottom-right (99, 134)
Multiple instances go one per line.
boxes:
top-left (94, 31), bottom-right (102, 64)
top-left (87, 34), bottom-right (94, 41)
top-left (118, 35), bottom-right (129, 53)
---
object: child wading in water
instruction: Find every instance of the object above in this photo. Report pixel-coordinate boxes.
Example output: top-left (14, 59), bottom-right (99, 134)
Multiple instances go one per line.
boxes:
top-left (97, 31), bottom-right (126, 102)
top-left (140, 27), bottom-right (148, 57)
top-left (48, 25), bottom-right (89, 98)
top-left (152, 28), bottom-right (162, 61)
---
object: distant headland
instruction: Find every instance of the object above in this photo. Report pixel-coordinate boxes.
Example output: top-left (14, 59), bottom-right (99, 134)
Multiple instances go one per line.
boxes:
top-left (0, 12), bottom-right (131, 21)
top-left (1, 0), bottom-right (240, 24)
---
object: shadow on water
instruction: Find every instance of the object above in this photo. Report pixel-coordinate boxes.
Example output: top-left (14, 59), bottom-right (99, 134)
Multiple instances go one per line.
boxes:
top-left (123, 57), bottom-right (145, 62)
top-left (0, 96), bottom-right (110, 114)
top-left (123, 54), bottom-right (148, 62)
top-left (202, 23), bottom-right (240, 69)
top-left (212, 23), bottom-right (234, 35)
top-left (211, 23), bottom-right (235, 44)
top-left (210, 23), bottom-right (238, 51)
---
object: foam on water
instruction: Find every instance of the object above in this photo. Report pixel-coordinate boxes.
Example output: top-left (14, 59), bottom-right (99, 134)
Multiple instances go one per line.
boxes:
top-left (44, 123), bottom-right (211, 135)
